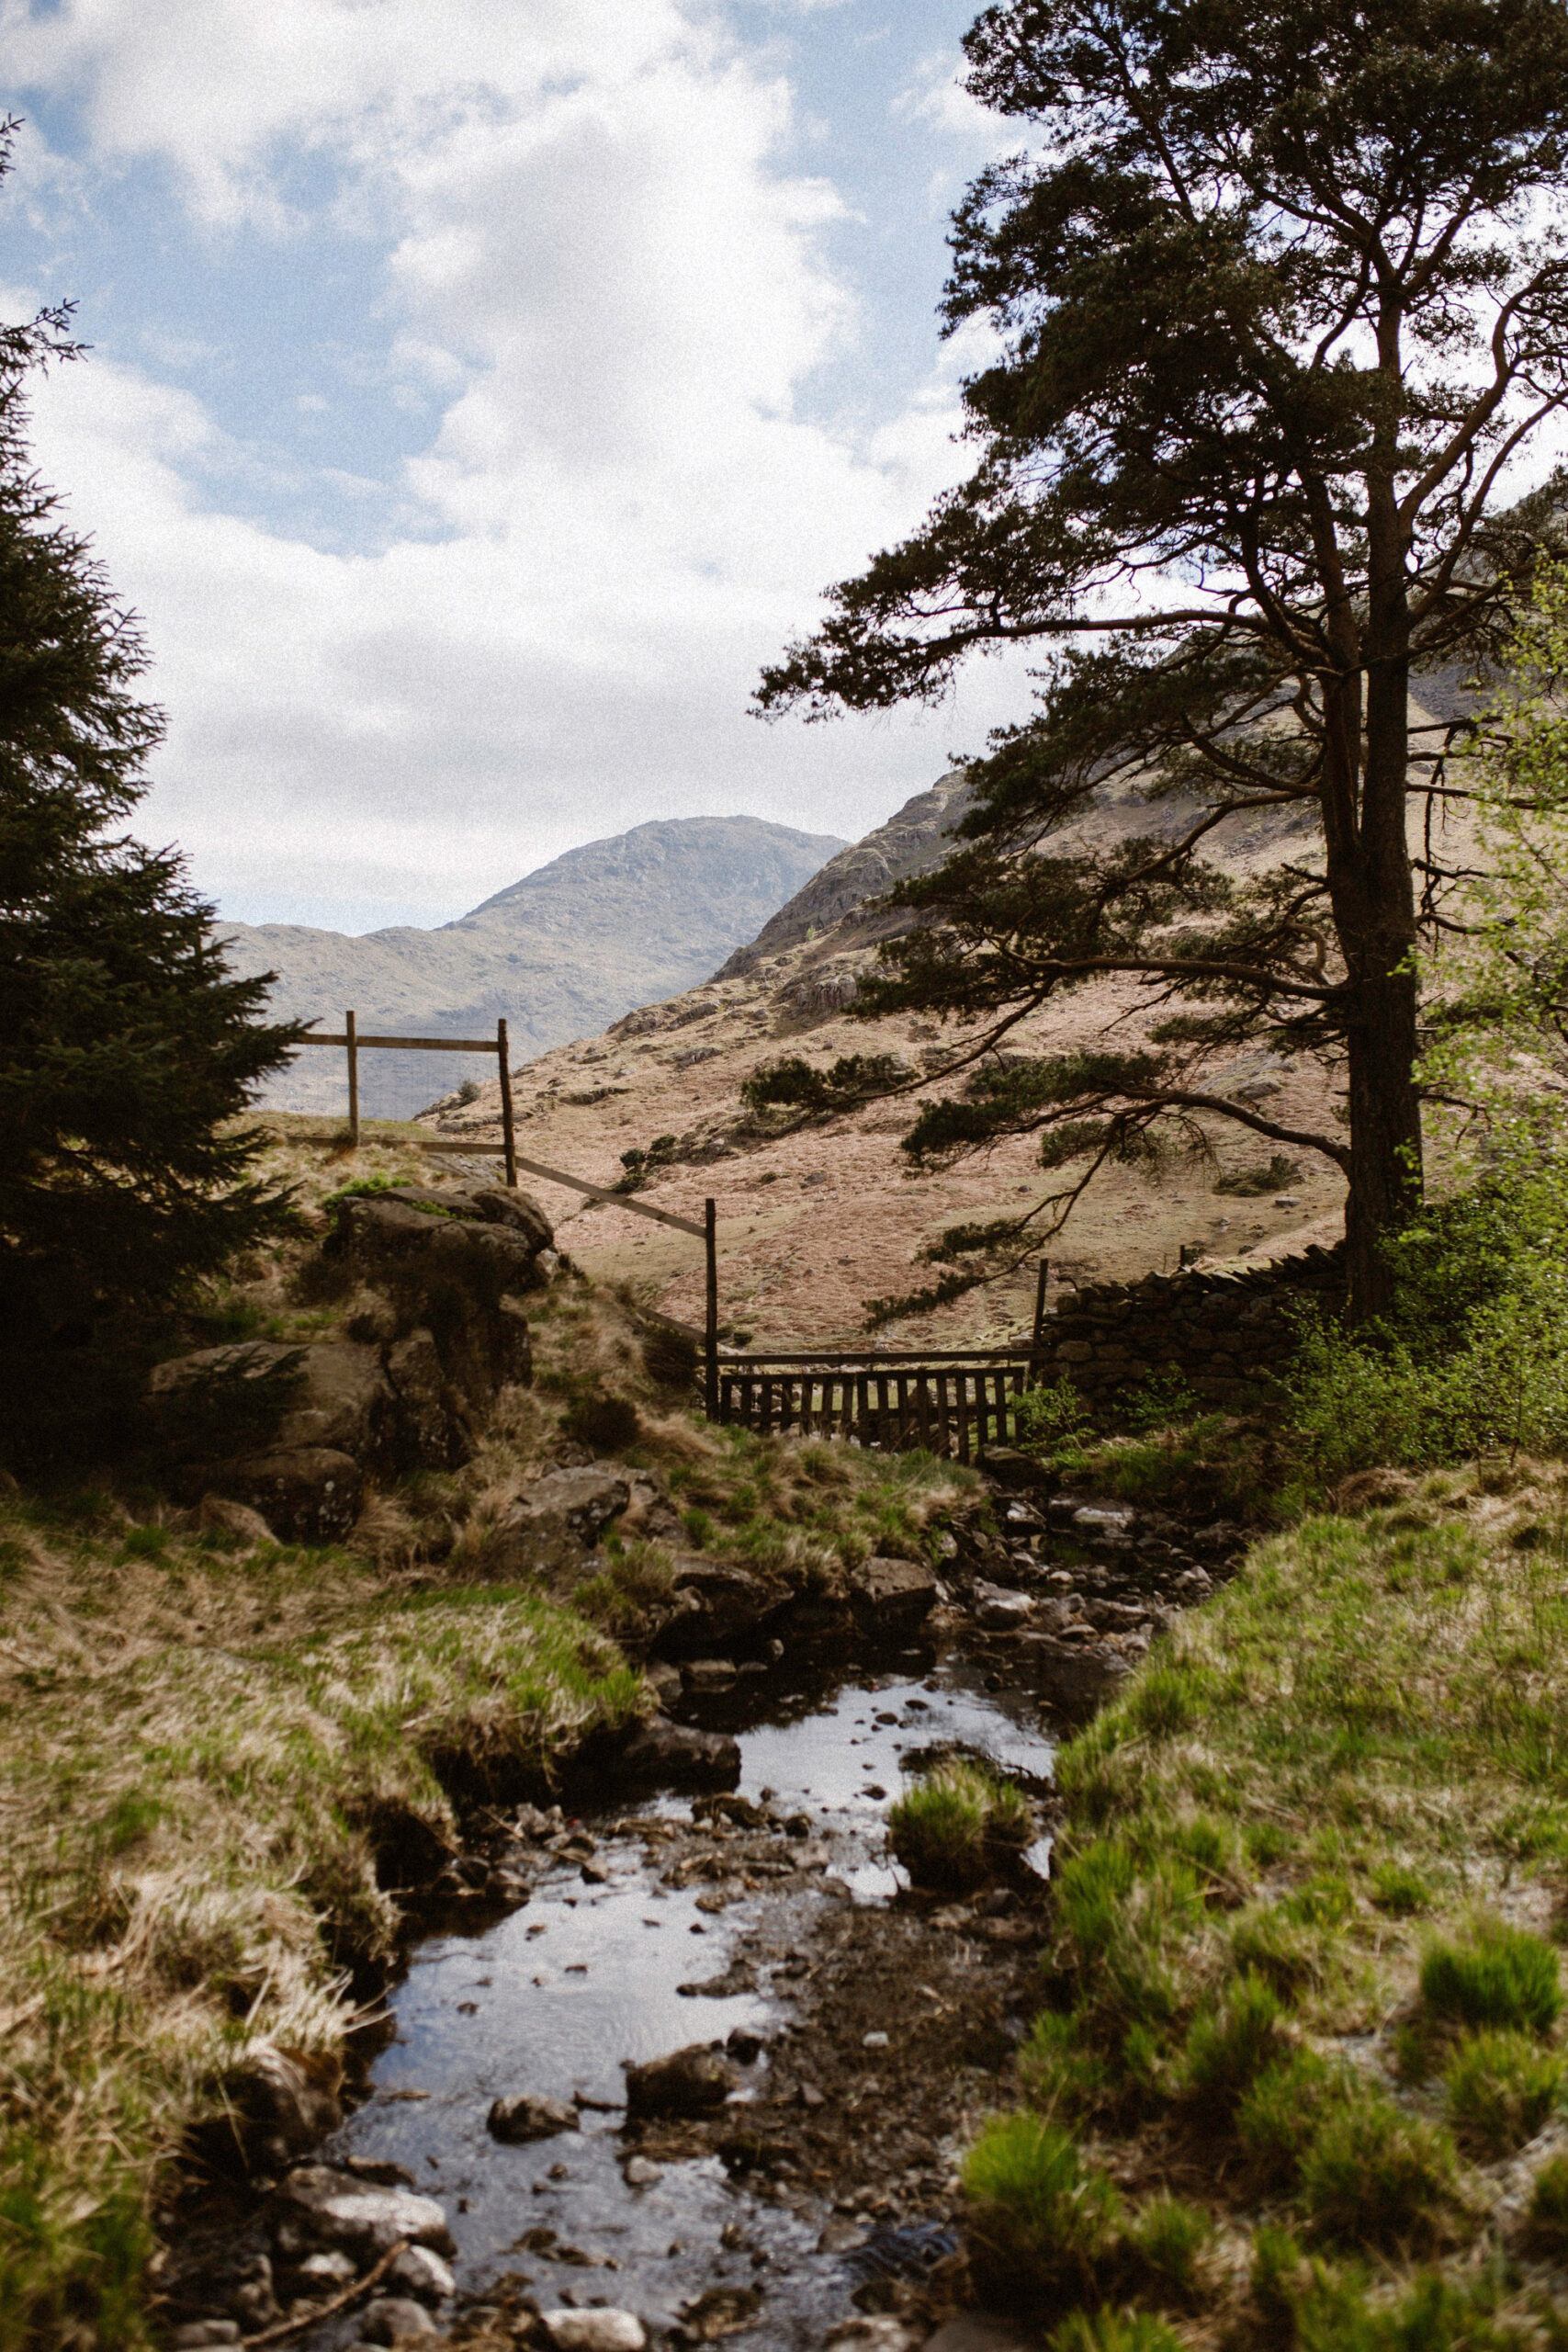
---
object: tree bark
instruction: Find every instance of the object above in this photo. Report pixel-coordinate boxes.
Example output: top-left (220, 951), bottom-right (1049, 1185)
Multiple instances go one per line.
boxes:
top-left (1343, 963), bottom-right (1424, 1320)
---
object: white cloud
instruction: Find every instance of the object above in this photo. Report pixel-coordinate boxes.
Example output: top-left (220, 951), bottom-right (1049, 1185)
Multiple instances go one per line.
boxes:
top-left (4, 1), bottom-right (1026, 928)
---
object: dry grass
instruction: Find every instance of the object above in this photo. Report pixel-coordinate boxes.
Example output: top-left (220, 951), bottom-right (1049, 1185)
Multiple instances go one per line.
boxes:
top-left (0, 1496), bottom-right (640, 2351)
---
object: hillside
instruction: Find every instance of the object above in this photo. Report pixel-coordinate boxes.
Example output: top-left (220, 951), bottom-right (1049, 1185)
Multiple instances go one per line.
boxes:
top-left (412, 769), bottom-right (1374, 1348)
top-left (221, 816), bottom-right (846, 1118)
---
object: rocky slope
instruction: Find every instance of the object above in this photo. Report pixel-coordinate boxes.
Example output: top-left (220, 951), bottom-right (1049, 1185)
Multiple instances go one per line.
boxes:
top-left (222, 817), bottom-right (846, 1118)
top-left (414, 772), bottom-right (1369, 1350)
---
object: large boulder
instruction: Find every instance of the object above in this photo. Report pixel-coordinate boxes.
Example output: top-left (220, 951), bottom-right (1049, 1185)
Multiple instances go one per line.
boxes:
top-left (204, 1448), bottom-right (363, 1544)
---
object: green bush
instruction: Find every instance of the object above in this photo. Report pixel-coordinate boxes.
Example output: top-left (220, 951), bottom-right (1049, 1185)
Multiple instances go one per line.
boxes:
top-left (1299, 2094), bottom-right (1461, 2252)
top-left (1179, 1972), bottom-right (1286, 2108)
top-left (1444, 2028), bottom-right (1562, 2157)
top-left (888, 1759), bottom-right (1032, 1892)
top-left (1215, 1154), bottom-right (1301, 1197)
top-left (961, 2112), bottom-right (1121, 2298)
top-left (1419, 1922), bottom-right (1561, 2038)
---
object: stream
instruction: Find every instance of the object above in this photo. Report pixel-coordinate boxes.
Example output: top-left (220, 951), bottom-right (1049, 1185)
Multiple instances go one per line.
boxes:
top-left (310, 1639), bottom-right (1057, 2351)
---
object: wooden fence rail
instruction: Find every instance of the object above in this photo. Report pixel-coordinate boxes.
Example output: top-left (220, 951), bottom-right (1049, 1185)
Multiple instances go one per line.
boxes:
top-left (714, 1349), bottom-right (1037, 1464)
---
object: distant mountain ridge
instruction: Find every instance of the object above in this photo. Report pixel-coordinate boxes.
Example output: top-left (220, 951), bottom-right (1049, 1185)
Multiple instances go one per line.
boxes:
top-left (224, 815), bottom-right (846, 1117)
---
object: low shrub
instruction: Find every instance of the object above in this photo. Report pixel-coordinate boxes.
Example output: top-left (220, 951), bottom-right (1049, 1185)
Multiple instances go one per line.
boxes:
top-left (1215, 1154), bottom-right (1301, 1197)
top-left (961, 2112), bottom-right (1122, 2300)
top-left (1419, 1921), bottom-right (1562, 2038)
top-left (562, 1391), bottom-right (640, 1453)
top-left (888, 1759), bottom-right (1032, 1893)
top-left (1444, 2028), bottom-right (1562, 2157)
top-left (1299, 2093), bottom-right (1462, 2252)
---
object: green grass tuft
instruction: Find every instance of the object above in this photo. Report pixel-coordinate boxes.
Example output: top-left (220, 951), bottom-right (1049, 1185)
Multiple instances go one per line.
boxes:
top-left (1299, 2092), bottom-right (1463, 2253)
top-left (1445, 2028), bottom-right (1563, 2157)
top-left (888, 1758), bottom-right (1032, 1893)
top-left (1179, 1971), bottom-right (1286, 2107)
top-left (961, 2112), bottom-right (1122, 2298)
top-left (1419, 1921), bottom-right (1562, 2038)
top-left (1525, 2154), bottom-right (1568, 2257)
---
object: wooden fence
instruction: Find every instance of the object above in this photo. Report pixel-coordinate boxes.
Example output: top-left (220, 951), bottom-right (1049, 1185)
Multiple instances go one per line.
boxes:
top-left (713, 1346), bottom-right (1038, 1464)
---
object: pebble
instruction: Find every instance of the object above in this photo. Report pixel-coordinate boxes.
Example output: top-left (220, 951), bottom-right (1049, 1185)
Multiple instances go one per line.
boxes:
top-left (295, 2250), bottom-right (358, 2291)
top-left (540, 2311), bottom-right (648, 2352)
top-left (861, 2030), bottom-right (890, 2050)
top-left (359, 2304), bottom-right (434, 2342)
top-left (360, 2297), bottom-right (437, 2344)
top-left (387, 2244), bottom-right (457, 2303)
top-left (623, 2156), bottom-right (663, 2187)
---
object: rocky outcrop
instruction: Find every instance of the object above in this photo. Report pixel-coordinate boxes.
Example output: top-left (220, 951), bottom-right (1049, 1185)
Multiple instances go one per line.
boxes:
top-left (150, 1183), bottom-right (553, 1538)
top-left (490, 1465), bottom-right (632, 1576)
top-left (715, 774), bottom-right (968, 978)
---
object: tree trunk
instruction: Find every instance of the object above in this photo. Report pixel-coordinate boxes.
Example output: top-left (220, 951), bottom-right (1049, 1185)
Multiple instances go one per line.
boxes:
top-left (1343, 963), bottom-right (1424, 1321)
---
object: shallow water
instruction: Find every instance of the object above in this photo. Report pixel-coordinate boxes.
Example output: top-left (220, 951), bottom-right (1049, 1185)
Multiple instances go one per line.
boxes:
top-left (314, 1645), bottom-right (1055, 2349)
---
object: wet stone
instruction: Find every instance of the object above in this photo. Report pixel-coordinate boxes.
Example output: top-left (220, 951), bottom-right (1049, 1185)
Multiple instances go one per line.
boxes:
top-left (540, 2312), bottom-right (648, 2352)
top-left (360, 2297), bottom-right (438, 2343)
top-left (488, 2091), bottom-right (582, 2143)
top-left (624, 2042), bottom-right (739, 2118)
top-left (385, 2243), bottom-right (455, 2303)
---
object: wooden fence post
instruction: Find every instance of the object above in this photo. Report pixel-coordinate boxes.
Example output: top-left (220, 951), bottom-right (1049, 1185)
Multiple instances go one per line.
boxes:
top-left (345, 1009), bottom-right (359, 1148)
top-left (704, 1199), bottom-right (719, 1419)
top-left (497, 1018), bottom-right (518, 1189)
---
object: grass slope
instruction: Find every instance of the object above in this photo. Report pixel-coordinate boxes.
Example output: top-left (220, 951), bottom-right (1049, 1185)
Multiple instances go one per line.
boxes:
top-left (966, 1464), bottom-right (1568, 2350)
top-left (0, 1503), bottom-right (639, 2350)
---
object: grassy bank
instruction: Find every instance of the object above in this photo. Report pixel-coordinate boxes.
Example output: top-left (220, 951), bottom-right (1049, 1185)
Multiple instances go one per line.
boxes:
top-left (0, 1496), bottom-right (641, 2350)
top-left (964, 1462), bottom-right (1568, 2349)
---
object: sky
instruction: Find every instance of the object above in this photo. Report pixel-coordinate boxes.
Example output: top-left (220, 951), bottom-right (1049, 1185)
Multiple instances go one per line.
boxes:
top-left (0, 0), bottom-right (1034, 932)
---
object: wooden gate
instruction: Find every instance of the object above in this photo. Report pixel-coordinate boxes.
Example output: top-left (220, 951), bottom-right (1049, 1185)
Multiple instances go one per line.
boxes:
top-left (713, 1347), bottom-right (1036, 1465)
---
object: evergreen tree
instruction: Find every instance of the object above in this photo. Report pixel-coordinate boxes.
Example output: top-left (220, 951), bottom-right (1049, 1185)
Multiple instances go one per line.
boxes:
top-left (0, 129), bottom-right (299, 1363)
top-left (759, 0), bottom-right (1568, 1317)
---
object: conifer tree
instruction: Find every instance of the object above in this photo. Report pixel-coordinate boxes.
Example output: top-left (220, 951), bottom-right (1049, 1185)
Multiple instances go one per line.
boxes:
top-left (759, 1), bottom-right (1568, 1317)
top-left (0, 126), bottom-right (299, 1360)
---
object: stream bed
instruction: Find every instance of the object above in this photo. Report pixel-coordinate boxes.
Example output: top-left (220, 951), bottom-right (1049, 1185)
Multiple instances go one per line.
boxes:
top-left (310, 1644), bottom-right (1057, 2351)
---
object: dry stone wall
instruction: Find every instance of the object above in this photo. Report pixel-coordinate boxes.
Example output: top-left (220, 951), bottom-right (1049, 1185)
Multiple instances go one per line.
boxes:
top-left (1043, 1244), bottom-right (1346, 1409)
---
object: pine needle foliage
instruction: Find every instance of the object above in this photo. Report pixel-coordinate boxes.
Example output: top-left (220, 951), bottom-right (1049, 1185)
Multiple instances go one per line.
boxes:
top-left (0, 127), bottom-right (299, 1391)
top-left (758, 0), bottom-right (1568, 1317)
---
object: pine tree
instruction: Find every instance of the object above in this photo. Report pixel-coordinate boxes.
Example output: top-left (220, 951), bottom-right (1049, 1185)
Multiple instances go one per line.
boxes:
top-left (0, 128), bottom-right (299, 1372)
top-left (759, 0), bottom-right (1568, 1317)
